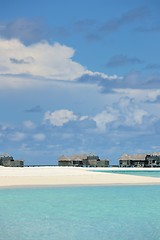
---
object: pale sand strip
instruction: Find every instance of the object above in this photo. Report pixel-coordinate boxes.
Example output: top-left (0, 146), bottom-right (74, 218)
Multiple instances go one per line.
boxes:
top-left (1, 166), bottom-right (160, 188)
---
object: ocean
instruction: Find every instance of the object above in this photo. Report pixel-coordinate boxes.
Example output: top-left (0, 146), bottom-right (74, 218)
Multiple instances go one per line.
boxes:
top-left (0, 185), bottom-right (160, 240)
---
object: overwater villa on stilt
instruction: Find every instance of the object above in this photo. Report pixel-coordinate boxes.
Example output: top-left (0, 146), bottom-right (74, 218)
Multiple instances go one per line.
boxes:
top-left (58, 154), bottom-right (109, 167)
top-left (0, 153), bottom-right (24, 167)
top-left (119, 152), bottom-right (160, 167)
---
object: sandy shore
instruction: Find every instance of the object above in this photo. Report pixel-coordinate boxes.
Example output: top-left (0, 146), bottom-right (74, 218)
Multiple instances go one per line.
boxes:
top-left (1, 166), bottom-right (160, 188)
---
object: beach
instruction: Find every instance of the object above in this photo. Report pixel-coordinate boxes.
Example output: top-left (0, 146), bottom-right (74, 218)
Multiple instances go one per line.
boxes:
top-left (1, 166), bottom-right (160, 188)
top-left (1, 167), bottom-right (160, 240)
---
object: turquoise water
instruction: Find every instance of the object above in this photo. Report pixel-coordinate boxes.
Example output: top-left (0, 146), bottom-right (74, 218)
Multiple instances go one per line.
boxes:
top-left (95, 170), bottom-right (160, 178)
top-left (1, 185), bottom-right (160, 240)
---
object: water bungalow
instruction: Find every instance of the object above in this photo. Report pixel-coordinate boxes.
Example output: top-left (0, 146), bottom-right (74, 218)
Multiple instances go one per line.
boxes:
top-left (0, 153), bottom-right (24, 167)
top-left (58, 154), bottom-right (109, 167)
top-left (119, 152), bottom-right (160, 167)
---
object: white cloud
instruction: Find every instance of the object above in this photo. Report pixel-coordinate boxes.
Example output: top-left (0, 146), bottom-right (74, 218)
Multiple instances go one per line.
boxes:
top-left (147, 90), bottom-right (160, 102)
top-left (92, 97), bottom-right (150, 131)
top-left (33, 133), bottom-right (46, 141)
top-left (92, 108), bottom-right (118, 131)
top-left (43, 98), bottom-right (151, 131)
top-left (0, 38), bottom-right (121, 89)
top-left (113, 89), bottom-right (160, 102)
top-left (23, 120), bottom-right (36, 129)
top-left (0, 38), bottom-right (85, 80)
top-left (0, 75), bottom-right (38, 89)
top-left (79, 116), bottom-right (88, 121)
top-left (86, 70), bottom-right (123, 80)
top-left (44, 109), bottom-right (78, 126)
top-left (44, 109), bottom-right (90, 127)
top-left (117, 97), bottom-right (149, 127)
top-left (132, 109), bottom-right (148, 125)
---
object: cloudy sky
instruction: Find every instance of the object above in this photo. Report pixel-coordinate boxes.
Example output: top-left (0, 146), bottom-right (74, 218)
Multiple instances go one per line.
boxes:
top-left (0, 0), bottom-right (160, 165)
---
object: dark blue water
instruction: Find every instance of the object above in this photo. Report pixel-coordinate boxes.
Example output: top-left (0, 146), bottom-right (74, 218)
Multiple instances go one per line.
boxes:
top-left (0, 185), bottom-right (160, 240)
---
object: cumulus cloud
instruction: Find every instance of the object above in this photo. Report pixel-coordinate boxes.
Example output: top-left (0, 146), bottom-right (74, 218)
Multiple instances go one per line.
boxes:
top-left (44, 109), bottom-right (78, 126)
top-left (0, 38), bottom-right (120, 90)
top-left (118, 97), bottom-right (148, 126)
top-left (92, 97), bottom-right (149, 131)
top-left (43, 97), bottom-right (152, 133)
top-left (113, 89), bottom-right (160, 102)
top-left (92, 108), bottom-right (119, 131)
top-left (131, 109), bottom-right (148, 125)
top-left (0, 38), bottom-right (86, 81)
top-left (44, 109), bottom-right (89, 127)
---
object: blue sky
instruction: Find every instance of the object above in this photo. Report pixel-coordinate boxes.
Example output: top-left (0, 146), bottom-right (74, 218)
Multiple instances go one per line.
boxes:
top-left (0, 0), bottom-right (160, 165)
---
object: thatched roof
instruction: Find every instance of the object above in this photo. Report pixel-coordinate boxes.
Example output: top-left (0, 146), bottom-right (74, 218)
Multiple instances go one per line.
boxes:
top-left (151, 152), bottom-right (160, 156)
top-left (0, 153), bottom-right (10, 158)
top-left (71, 154), bottom-right (82, 161)
top-left (70, 154), bottom-right (88, 161)
top-left (119, 151), bottom-right (160, 161)
top-left (119, 153), bottom-right (146, 161)
top-left (59, 153), bottom-right (95, 162)
top-left (58, 155), bottom-right (71, 162)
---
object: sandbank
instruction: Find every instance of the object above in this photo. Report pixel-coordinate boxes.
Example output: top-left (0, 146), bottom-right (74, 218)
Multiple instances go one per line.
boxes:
top-left (1, 166), bottom-right (160, 188)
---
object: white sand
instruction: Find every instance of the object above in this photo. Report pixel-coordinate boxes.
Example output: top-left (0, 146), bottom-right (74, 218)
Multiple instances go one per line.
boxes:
top-left (1, 166), bottom-right (160, 188)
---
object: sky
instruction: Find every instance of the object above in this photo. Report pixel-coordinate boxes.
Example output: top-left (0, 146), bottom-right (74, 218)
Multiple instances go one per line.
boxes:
top-left (0, 0), bottom-right (160, 165)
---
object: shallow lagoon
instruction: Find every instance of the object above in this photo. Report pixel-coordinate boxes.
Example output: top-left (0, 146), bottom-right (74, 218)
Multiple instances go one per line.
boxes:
top-left (1, 185), bottom-right (160, 240)
top-left (95, 169), bottom-right (160, 178)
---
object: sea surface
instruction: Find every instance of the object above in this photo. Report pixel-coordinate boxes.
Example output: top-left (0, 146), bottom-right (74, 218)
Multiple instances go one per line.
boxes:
top-left (1, 185), bottom-right (160, 240)
top-left (95, 169), bottom-right (160, 178)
